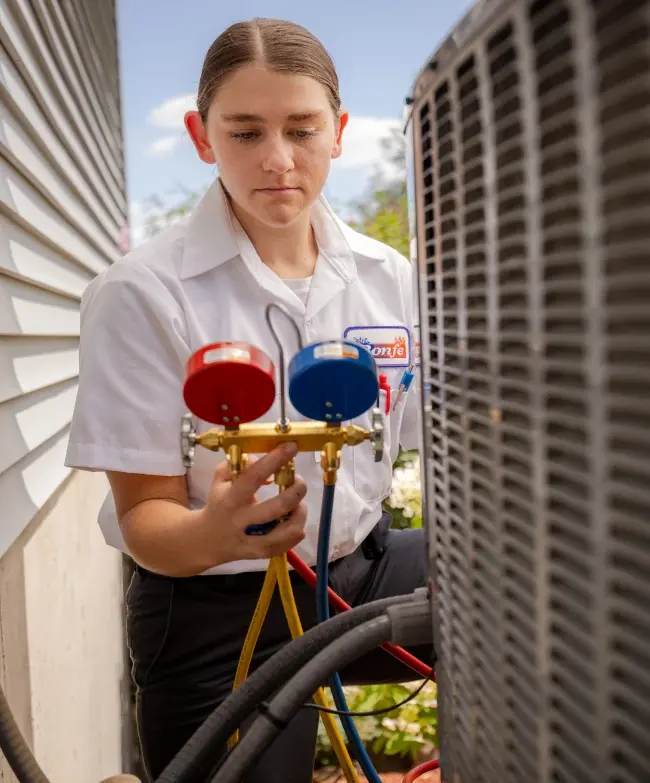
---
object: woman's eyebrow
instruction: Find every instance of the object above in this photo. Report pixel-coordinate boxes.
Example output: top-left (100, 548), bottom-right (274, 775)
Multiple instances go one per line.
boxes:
top-left (220, 111), bottom-right (325, 123)
top-left (221, 113), bottom-right (264, 122)
top-left (287, 111), bottom-right (324, 122)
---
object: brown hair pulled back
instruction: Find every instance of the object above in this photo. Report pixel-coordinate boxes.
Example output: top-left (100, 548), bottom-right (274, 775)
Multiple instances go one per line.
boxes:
top-left (196, 18), bottom-right (341, 121)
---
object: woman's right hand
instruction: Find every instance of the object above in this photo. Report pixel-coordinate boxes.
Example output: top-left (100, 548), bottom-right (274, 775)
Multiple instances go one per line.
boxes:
top-left (109, 441), bottom-right (307, 577)
top-left (201, 441), bottom-right (308, 563)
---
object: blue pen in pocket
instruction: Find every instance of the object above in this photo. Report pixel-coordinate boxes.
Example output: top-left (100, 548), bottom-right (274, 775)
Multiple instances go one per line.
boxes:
top-left (392, 364), bottom-right (415, 411)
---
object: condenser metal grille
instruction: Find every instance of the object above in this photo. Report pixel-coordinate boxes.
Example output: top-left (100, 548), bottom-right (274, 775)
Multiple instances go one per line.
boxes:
top-left (410, 0), bottom-right (650, 781)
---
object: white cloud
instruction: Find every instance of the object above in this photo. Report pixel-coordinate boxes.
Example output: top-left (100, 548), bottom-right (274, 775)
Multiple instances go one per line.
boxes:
top-left (148, 94), bottom-right (196, 130)
top-left (145, 94), bottom-right (196, 156)
top-left (147, 135), bottom-right (184, 156)
top-left (335, 116), bottom-right (402, 171)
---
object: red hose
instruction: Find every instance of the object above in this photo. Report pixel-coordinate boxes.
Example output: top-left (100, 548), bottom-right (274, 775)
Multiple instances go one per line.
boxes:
top-left (403, 759), bottom-right (440, 782)
top-left (286, 549), bottom-right (433, 680)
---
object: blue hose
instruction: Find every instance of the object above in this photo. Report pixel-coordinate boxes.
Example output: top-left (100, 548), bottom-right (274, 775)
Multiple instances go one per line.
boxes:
top-left (316, 482), bottom-right (382, 783)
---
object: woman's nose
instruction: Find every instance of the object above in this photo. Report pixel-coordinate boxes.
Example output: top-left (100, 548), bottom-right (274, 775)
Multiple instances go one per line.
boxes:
top-left (261, 137), bottom-right (294, 174)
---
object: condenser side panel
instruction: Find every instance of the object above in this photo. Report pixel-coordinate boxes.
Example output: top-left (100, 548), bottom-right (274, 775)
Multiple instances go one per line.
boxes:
top-left (410, 0), bottom-right (650, 781)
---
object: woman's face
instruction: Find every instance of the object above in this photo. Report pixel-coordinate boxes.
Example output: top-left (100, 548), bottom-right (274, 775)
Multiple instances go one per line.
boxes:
top-left (186, 63), bottom-right (348, 228)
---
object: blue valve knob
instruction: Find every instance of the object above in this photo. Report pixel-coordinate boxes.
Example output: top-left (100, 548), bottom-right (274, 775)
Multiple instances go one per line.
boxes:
top-left (244, 519), bottom-right (281, 536)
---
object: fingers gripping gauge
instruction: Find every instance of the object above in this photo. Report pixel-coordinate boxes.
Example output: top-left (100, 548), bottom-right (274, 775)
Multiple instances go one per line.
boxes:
top-left (183, 342), bottom-right (276, 426)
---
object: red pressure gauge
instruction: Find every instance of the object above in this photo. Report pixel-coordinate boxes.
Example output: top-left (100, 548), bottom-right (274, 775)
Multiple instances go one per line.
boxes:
top-left (183, 341), bottom-right (276, 425)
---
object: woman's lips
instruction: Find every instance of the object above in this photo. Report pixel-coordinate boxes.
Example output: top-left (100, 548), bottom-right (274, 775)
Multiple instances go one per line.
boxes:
top-left (258, 186), bottom-right (299, 194)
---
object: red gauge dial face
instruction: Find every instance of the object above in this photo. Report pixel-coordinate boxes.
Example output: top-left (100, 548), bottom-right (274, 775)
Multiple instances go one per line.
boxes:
top-left (183, 341), bottom-right (276, 425)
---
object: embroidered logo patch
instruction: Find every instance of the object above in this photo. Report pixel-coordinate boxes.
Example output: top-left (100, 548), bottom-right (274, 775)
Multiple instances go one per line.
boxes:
top-left (343, 325), bottom-right (411, 368)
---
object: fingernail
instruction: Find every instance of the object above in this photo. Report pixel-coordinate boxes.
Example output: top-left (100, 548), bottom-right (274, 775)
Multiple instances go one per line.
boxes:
top-left (283, 442), bottom-right (298, 455)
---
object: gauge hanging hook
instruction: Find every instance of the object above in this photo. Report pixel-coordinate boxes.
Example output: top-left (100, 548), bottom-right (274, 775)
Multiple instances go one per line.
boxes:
top-left (264, 303), bottom-right (304, 431)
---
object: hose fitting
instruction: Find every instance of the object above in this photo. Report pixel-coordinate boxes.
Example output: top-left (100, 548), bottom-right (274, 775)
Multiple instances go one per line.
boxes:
top-left (386, 595), bottom-right (433, 648)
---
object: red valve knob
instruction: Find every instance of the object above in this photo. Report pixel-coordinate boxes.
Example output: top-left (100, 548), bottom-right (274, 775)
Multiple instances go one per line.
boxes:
top-left (183, 341), bottom-right (276, 425)
top-left (379, 373), bottom-right (391, 415)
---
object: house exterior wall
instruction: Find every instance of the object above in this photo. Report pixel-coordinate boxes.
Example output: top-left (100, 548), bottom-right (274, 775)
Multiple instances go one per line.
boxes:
top-left (0, 471), bottom-right (130, 782)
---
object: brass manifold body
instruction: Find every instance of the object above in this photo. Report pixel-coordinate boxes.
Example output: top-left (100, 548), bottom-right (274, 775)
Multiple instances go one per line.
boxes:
top-left (181, 412), bottom-right (384, 487)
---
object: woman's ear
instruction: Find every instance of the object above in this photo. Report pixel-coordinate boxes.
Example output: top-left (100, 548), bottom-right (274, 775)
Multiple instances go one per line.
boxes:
top-left (185, 110), bottom-right (217, 164)
top-left (331, 109), bottom-right (349, 161)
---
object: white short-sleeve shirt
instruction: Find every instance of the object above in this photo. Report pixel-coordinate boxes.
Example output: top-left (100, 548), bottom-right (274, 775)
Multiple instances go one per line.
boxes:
top-left (65, 178), bottom-right (421, 574)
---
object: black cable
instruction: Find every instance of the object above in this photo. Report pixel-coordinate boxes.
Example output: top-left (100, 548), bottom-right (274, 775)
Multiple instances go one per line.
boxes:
top-left (210, 615), bottom-right (393, 783)
top-left (303, 668), bottom-right (435, 718)
top-left (0, 686), bottom-right (50, 783)
top-left (155, 594), bottom-right (414, 783)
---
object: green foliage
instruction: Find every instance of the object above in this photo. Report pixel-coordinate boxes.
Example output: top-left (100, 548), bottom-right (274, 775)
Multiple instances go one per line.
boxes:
top-left (350, 188), bottom-right (410, 259)
top-left (140, 184), bottom-right (206, 239)
top-left (346, 127), bottom-right (409, 258)
top-left (315, 680), bottom-right (438, 768)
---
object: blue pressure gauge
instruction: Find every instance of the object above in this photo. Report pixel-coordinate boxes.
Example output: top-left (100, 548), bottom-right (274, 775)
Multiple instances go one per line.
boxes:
top-left (288, 340), bottom-right (379, 422)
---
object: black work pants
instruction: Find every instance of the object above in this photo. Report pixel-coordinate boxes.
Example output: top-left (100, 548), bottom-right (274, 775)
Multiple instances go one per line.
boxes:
top-left (125, 513), bottom-right (433, 783)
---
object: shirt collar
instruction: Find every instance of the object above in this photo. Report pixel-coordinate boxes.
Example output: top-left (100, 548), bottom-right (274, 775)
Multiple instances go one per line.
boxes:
top-left (179, 177), bottom-right (386, 281)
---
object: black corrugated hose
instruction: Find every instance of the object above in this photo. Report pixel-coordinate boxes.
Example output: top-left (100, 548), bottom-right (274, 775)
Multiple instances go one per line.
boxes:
top-left (209, 596), bottom-right (433, 783)
top-left (0, 685), bottom-right (50, 783)
top-left (0, 591), bottom-right (430, 783)
top-left (156, 593), bottom-right (417, 783)
top-left (212, 615), bottom-right (392, 783)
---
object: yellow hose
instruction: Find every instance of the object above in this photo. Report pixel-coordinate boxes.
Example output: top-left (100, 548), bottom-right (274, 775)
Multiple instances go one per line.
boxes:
top-left (275, 552), bottom-right (359, 783)
top-left (226, 467), bottom-right (358, 781)
top-left (227, 561), bottom-right (278, 748)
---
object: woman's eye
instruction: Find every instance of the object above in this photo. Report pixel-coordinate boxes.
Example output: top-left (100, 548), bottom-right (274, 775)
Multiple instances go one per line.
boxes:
top-left (230, 132), bottom-right (257, 143)
top-left (293, 129), bottom-right (318, 140)
top-left (230, 129), bottom-right (318, 143)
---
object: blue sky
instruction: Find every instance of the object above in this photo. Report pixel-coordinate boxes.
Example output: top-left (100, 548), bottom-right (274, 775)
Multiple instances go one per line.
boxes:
top-left (116, 0), bottom-right (475, 243)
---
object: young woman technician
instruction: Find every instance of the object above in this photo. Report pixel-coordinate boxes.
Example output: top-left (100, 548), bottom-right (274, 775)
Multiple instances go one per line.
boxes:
top-left (65, 18), bottom-right (433, 783)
